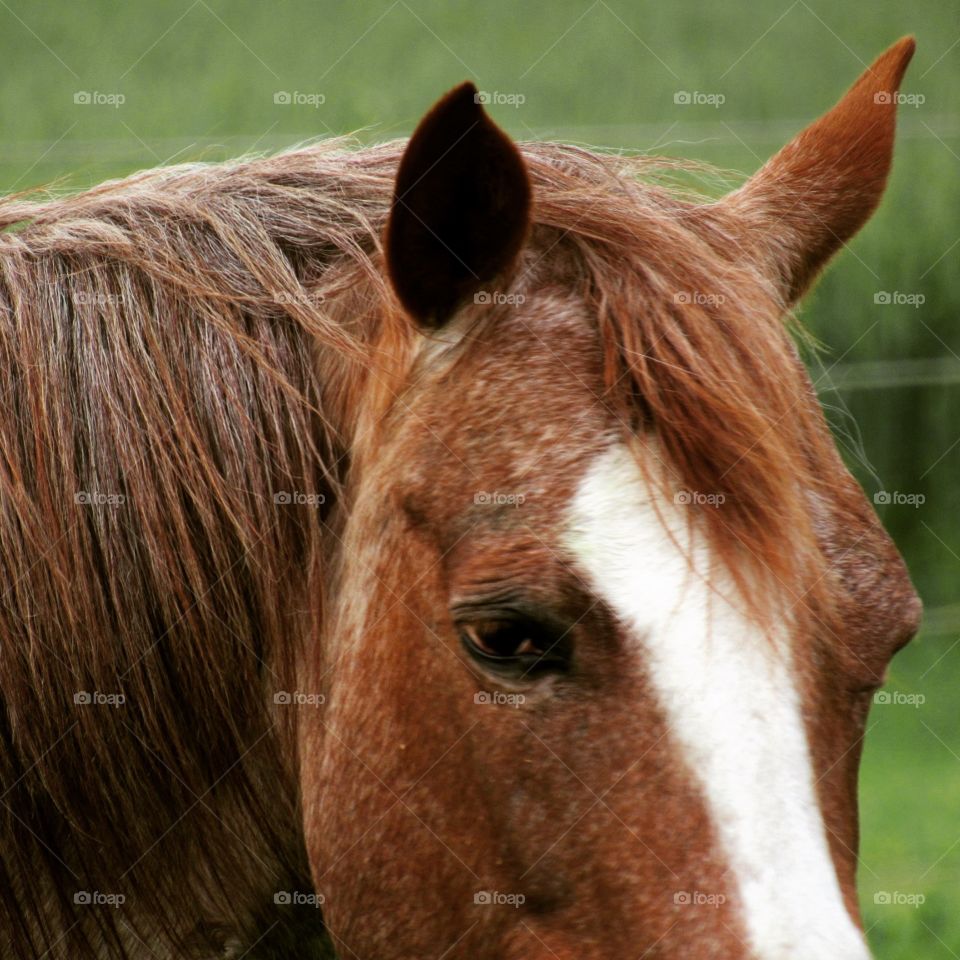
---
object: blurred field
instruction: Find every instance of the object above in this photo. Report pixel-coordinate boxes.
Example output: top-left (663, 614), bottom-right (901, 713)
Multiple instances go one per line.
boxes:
top-left (0, 0), bottom-right (955, 954)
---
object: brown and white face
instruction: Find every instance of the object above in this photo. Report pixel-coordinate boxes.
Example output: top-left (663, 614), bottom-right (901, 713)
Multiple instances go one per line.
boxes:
top-left (302, 39), bottom-right (921, 960)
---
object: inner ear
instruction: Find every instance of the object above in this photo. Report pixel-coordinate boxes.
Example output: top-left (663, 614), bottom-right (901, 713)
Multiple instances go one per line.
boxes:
top-left (385, 82), bottom-right (532, 327)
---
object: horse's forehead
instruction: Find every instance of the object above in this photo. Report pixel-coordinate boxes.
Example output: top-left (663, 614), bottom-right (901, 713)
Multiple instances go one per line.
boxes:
top-left (398, 298), bottom-right (615, 500)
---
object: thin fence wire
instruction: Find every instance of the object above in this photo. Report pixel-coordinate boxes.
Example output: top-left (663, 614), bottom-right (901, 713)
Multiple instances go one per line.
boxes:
top-left (818, 358), bottom-right (960, 391)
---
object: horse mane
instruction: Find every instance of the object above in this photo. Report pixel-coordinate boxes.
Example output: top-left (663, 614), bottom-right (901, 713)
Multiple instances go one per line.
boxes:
top-left (0, 138), bottom-right (839, 958)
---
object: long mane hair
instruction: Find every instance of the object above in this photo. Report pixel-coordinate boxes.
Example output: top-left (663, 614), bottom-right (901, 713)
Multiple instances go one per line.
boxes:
top-left (0, 139), bottom-right (840, 958)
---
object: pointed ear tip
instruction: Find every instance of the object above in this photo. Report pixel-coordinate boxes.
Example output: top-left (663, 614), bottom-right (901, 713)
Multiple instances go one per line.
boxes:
top-left (416, 81), bottom-right (485, 128)
top-left (874, 35), bottom-right (917, 87)
top-left (892, 35), bottom-right (917, 61)
top-left (841, 37), bottom-right (916, 108)
top-left (443, 81), bottom-right (480, 108)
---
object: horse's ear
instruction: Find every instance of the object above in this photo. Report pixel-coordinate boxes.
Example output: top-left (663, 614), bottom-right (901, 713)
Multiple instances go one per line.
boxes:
top-left (717, 37), bottom-right (915, 304)
top-left (385, 82), bottom-right (532, 327)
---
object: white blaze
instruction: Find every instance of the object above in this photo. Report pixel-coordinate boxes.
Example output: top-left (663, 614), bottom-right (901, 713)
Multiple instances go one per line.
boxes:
top-left (563, 443), bottom-right (870, 960)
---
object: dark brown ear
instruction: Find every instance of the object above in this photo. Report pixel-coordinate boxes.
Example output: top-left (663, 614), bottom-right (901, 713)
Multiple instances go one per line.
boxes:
top-left (385, 82), bottom-right (532, 327)
top-left (717, 37), bottom-right (916, 303)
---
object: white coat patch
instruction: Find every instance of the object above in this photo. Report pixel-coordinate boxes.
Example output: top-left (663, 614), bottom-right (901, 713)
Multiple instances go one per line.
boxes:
top-left (563, 443), bottom-right (870, 959)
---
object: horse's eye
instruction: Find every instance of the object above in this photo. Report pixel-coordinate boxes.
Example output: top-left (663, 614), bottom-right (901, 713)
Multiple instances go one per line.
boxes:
top-left (461, 620), bottom-right (539, 658)
top-left (458, 616), bottom-right (571, 678)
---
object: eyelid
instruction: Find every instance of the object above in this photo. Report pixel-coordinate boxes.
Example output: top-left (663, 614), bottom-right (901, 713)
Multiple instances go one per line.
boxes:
top-left (450, 599), bottom-right (572, 636)
top-left (450, 598), bottom-right (530, 621)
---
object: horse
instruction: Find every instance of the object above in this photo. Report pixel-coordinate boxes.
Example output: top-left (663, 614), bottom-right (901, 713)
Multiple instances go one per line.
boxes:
top-left (0, 36), bottom-right (920, 960)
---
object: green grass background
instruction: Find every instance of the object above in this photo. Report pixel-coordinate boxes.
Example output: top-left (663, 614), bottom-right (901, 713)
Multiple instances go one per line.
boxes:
top-left (0, 0), bottom-right (955, 953)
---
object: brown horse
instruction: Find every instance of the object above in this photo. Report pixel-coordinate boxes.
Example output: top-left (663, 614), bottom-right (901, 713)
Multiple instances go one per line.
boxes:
top-left (0, 37), bottom-right (920, 960)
